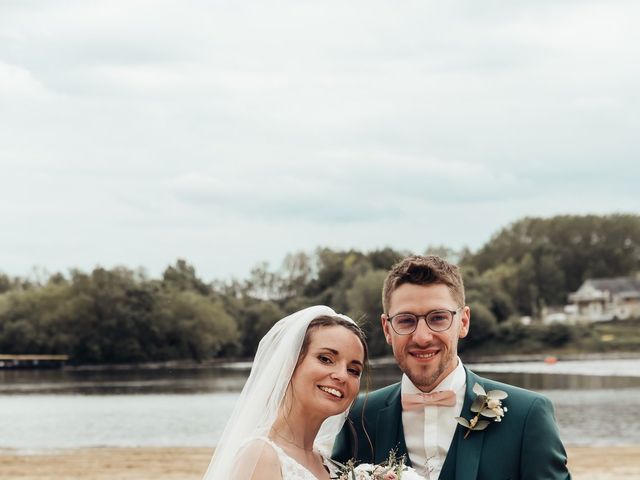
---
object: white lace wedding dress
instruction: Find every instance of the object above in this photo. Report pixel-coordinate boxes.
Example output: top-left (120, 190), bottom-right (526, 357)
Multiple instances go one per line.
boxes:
top-left (258, 437), bottom-right (340, 480)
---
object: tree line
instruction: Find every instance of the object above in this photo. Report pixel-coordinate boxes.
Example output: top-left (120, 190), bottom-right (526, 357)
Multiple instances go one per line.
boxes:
top-left (1, 213), bottom-right (639, 364)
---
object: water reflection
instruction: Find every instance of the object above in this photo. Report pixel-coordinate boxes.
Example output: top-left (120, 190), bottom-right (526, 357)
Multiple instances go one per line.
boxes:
top-left (0, 367), bottom-right (248, 395)
top-left (2, 360), bottom-right (640, 395)
top-left (468, 370), bottom-right (640, 390)
top-left (548, 388), bottom-right (640, 446)
top-left (1, 359), bottom-right (639, 449)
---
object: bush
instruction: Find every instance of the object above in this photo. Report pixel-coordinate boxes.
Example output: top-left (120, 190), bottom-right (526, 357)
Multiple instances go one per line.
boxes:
top-left (459, 302), bottom-right (497, 351)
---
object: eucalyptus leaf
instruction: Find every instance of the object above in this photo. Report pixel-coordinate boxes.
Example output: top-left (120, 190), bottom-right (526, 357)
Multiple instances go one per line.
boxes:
top-left (474, 420), bottom-right (491, 431)
top-left (455, 417), bottom-right (470, 427)
top-left (472, 382), bottom-right (486, 396)
top-left (487, 389), bottom-right (508, 400)
top-left (470, 395), bottom-right (486, 412)
top-left (481, 408), bottom-right (497, 418)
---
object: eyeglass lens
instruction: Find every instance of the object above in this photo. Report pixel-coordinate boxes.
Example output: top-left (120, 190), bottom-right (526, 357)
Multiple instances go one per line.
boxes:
top-left (391, 310), bottom-right (454, 334)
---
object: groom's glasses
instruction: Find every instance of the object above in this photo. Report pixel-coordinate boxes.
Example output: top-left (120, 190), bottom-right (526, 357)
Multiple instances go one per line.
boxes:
top-left (386, 308), bottom-right (462, 335)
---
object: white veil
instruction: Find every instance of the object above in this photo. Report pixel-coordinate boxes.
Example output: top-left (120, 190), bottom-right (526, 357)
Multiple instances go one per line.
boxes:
top-left (202, 305), bottom-right (356, 479)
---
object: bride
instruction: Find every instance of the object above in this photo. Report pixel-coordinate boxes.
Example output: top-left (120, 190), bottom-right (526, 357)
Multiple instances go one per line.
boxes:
top-left (202, 305), bottom-right (368, 480)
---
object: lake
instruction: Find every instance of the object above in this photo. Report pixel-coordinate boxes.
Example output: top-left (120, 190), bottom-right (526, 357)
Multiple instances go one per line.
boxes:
top-left (2, 358), bottom-right (639, 451)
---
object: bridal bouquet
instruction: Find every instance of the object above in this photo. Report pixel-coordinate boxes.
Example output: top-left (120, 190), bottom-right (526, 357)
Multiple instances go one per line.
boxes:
top-left (334, 451), bottom-right (425, 480)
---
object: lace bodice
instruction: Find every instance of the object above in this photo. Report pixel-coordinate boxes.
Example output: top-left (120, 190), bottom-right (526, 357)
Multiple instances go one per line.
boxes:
top-left (259, 437), bottom-right (339, 480)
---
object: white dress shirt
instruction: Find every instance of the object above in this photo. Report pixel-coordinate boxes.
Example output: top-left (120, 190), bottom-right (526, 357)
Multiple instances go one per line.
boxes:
top-left (401, 358), bottom-right (466, 480)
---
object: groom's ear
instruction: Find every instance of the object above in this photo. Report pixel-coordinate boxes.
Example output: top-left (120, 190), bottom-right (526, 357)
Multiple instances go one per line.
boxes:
top-left (381, 314), bottom-right (392, 344)
top-left (458, 306), bottom-right (471, 339)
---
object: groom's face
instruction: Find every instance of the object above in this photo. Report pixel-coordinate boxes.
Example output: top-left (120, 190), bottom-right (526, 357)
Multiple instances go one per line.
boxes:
top-left (381, 282), bottom-right (470, 392)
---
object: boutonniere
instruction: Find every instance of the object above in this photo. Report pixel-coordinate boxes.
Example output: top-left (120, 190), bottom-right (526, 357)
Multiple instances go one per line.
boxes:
top-left (455, 383), bottom-right (508, 439)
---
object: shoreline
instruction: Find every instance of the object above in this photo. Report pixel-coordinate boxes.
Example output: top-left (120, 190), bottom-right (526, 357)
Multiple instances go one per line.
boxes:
top-left (3, 349), bottom-right (632, 372)
top-left (1, 446), bottom-right (639, 479)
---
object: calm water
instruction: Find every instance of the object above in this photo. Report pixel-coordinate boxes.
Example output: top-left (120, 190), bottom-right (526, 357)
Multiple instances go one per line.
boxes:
top-left (2, 359), bottom-right (639, 451)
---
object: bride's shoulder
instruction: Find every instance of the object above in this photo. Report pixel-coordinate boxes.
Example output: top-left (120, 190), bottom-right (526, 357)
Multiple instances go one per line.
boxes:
top-left (233, 438), bottom-right (282, 480)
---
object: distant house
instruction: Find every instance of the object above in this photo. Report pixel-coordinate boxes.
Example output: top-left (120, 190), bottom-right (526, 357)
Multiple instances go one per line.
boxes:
top-left (568, 276), bottom-right (640, 322)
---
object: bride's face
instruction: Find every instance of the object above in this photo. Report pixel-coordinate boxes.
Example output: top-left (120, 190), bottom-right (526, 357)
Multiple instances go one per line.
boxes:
top-left (288, 325), bottom-right (365, 418)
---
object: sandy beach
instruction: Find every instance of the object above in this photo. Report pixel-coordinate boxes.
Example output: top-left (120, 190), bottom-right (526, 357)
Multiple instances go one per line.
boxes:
top-left (0, 446), bottom-right (638, 479)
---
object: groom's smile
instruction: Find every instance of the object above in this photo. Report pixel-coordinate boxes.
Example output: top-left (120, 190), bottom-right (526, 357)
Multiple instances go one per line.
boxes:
top-left (410, 349), bottom-right (439, 360)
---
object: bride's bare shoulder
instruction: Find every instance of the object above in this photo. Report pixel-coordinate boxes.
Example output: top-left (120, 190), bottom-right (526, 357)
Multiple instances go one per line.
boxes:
top-left (233, 438), bottom-right (282, 480)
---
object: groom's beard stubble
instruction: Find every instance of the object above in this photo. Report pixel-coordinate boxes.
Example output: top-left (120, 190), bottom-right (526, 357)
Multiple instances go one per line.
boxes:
top-left (401, 341), bottom-right (456, 392)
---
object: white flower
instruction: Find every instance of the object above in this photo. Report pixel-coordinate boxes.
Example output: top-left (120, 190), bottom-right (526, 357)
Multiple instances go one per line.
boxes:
top-left (337, 457), bottom-right (426, 480)
top-left (400, 467), bottom-right (427, 480)
top-left (455, 383), bottom-right (509, 438)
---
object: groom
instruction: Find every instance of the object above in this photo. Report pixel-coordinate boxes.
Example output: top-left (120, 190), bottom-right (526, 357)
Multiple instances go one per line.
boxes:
top-left (333, 255), bottom-right (570, 479)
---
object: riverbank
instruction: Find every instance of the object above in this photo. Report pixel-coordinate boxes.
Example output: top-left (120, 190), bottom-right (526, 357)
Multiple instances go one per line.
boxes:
top-left (0, 446), bottom-right (638, 479)
top-left (50, 350), bottom-right (640, 372)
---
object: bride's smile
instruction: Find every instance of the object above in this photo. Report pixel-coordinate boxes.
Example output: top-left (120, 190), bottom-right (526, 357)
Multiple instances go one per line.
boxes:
top-left (288, 325), bottom-right (365, 419)
top-left (317, 385), bottom-right (344, 398)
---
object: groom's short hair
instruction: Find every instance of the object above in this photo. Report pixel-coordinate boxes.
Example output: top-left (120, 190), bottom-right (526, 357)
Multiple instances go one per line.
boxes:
top-left (382, 255), bottom-right (465, 313)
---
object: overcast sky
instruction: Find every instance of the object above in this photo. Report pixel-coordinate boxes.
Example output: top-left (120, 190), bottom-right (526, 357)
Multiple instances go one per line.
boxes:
top-left (1, 0), bottom-right (638, 282)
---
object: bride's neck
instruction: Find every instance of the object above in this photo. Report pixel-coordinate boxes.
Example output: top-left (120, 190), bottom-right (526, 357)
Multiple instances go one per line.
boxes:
top-left (271, 412), bottom-right (323, 452)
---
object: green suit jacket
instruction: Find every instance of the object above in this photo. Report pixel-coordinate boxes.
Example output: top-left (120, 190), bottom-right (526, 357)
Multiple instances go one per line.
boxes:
top-left (332, 367), bottom-right (570, 480)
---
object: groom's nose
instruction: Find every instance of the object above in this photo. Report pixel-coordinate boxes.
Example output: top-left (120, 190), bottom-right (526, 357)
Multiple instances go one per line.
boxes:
top-left (412, 318), bottom-right (435, 344)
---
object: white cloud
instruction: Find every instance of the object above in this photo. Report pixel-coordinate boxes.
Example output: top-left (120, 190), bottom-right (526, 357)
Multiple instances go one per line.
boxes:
top-left (0, 0), bottom-right (638, 280)
top-left (0, 61), bottom-right (48, 97)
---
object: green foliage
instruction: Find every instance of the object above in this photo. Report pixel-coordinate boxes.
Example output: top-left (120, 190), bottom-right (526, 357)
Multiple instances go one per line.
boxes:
top-left (367, 248), bottom-right (406, 271)
top-left (495, 320), bottom-right (531, 345)
top-left (469, 319), bottom-right (577, 354)
top-left (462, 267), bottom-right (515, 323)
top-left (467, 214), bottom-right (640, 315)
top-left (0, 262), bottom-right (238, 364)
top-left (162, 259), bottom-right (210, 295)
top-left (152, 289), bottom-right (238, 360)
top-left (459, 302), bottom-right (497, 350)
top-left (0, 281), bottom-right (76, 354)
top-left (2, 214), bottom-right (639, 364)
top-left (233, 301), bottom-right (285, 356)
top-left (346, 269), bottom-right (388, 356)
top-left (0, 273), bottom-right (12, 294)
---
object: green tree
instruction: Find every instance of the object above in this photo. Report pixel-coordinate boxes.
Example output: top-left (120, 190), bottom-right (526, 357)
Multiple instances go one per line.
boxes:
top-left (244, 262), bottom-right (282, 300)
top-left (367, 248), bottom-right (406, 271)
top-left (153, 289), bottom-right (238, 360)
top-left (346, 270), bottom-right (388, 357)
top-left (0, 280), bottom-right (75, 354)
top-left (463, 266), bottom-right (515, 322)
top-left (162, 259), bottom-right (210, 295)
top-left (459, 302), bottom-right (497, 351)
top-left (280, 251), bottom-right (314, 299)
top-left (467, 214), bottom-right (640, 314)
top-left (66, 267), bottom-right (156, 363)
top-left (0, 273), bottom-right (12, 294)
top-left (234, 301), bottom-right (285, 356)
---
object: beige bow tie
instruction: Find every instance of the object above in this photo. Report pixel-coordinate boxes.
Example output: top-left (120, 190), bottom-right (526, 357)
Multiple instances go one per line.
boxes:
top-left (401, 390), bottom-right (456, 410)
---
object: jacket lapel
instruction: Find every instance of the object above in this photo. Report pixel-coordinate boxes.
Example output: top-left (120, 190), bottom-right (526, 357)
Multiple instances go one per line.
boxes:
top-left (374, 383), bottom-right (409, 464)
top-left (453, 368), bottom-right (485, 480)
